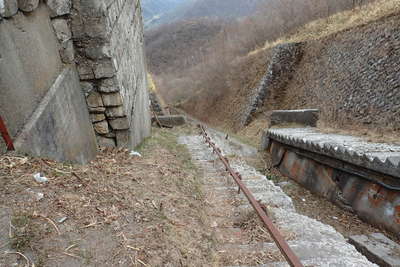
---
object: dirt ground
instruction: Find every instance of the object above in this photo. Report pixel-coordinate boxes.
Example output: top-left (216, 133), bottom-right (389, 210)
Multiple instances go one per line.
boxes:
top-left (1, 123), bottom-right (398, 267)
top-left (0, 126), bottom-right (218, 267)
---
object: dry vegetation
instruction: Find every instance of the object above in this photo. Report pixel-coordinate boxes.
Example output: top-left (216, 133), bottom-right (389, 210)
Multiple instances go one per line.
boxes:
top-left (147, 0), bottom-right (400, 145)
top-left (251, 0), bottom-right (400, 141)
top-left (0, 127), bottom-right (219, 266)
top-left (146, 0), bottom-right (385, 129)
top-left (251, 0), bottom-right (400, 54)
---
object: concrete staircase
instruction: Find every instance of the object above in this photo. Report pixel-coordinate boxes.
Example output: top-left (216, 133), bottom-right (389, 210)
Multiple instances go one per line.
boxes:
top-left (178, 133), bottom-right (376, 266)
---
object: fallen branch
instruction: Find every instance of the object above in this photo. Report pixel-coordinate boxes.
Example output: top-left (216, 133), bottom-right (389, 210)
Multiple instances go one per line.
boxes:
top-left (36, 215), bottom-right (61, 235)
top-left (63, 252), bottom-right (82, 259)
top-left (81, 221), bottom-right (99, 229)
top-left (127, 245), bottom-right (140, 251)
top-left (65, 244), bottom-right (78, 252)
top-left (137, 258), bottom-right (147, 266)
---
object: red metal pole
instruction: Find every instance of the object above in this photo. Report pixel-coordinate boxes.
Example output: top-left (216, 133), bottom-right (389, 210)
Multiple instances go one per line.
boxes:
top-left (199, 125), bottom-right (303, 267)
top-left (0, 115), bottom-right (15, 151)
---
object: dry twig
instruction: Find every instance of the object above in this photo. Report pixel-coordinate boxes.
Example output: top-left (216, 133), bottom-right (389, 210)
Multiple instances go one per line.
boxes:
top-left (35, 215), bottom-right (61, 235)
top-left (62, 252), bottom-right (82, 259)
top-left (4, 251), bottom-right (31, 267)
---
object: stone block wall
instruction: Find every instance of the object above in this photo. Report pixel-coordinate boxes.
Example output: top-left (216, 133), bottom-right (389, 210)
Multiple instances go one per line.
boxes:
top-left (0, 0), bottom-right (150, 162)
top-left (149, 92), bottom-right (165, 115)
top-left (238, 43), bottom-right (303, 127)
top-left (259, 14), bottom-right (400, 131)
top-left (71, 0), bottom-right (151, 148)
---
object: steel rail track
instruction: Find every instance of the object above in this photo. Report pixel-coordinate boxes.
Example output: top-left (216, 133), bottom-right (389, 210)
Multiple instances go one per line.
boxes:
top-left (198, 124), bottom-right (303, 267)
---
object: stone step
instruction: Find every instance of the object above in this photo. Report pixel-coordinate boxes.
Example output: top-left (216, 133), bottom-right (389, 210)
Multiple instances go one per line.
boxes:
top-left (208, 205), bottom-right (254, 227)
top-left (228, 256), bottom-right (376, 267)
top-left (214, 227), bottom-right (250, 244)
top-left (349, 233), bottom-right (400, 267)
top-left (269, 208), bottom-right (345, 242)
top-left (178, 134), bottom-right (376, 267)
top-left (223, 239), bottom-right (376, 266)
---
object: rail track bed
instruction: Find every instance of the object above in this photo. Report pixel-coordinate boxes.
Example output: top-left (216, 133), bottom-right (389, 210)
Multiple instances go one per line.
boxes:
top-left (178, 127), bottom-right (375, 266)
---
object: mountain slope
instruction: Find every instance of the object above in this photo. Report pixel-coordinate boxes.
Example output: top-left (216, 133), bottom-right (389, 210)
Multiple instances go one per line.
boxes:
top-left (178, 0), bottom-right (262, 20)
top-left (141, 0), bottom-right (189, 28)
top-left (145, 18), bottom-right (224, 75)
top-left (142, 0), bottom-right (264, 29)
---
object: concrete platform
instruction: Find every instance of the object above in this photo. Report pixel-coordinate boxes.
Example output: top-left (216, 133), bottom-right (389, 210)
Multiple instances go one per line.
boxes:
top-left (265, 127), bottom-right (400, 178)
top-left (270, 109), bottom-right (319, 127)
top-left (349, 233), bottom-right (400, 267)
top-left (152, 115), bottom-right (186, 127)
top-left (263, 127), bottom-right (400, 236)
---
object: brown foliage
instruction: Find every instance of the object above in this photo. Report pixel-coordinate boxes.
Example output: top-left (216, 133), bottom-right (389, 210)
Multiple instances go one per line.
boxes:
top-left (146, 0), bottom-right (376, 127)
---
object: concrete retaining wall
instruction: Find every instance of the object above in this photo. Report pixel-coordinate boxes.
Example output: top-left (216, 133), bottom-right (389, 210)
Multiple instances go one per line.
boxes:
top-left (263, 128), bottom-right (400, 236)
top-left (0, 0), bottom-right (150, 162)
top-left (270, 109), bottom-right (319, 127)
top-left (14, 67), bottom-right (98, 164)
top-left (0, 4), bottom-right (63, 139)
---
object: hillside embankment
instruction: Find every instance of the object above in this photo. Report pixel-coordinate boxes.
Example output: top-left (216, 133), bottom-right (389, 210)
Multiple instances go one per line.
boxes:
top-left (262, 13), bottom-right (400, 134)
top-left (147, 0), bottom-right (377, 109)
top-left (180, 0), bottom-right (400, 142)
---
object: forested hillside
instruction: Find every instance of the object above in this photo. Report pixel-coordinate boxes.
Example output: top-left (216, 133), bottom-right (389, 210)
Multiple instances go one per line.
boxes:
top-left (145, 0), bottom-right (376, 107)
top-left (141, 0), bottom-right (189, 28)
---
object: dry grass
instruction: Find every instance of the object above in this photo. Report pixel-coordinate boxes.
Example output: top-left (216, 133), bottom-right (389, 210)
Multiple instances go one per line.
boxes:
top-left (236, 117), bottom-right (270, 147)
top-left (148, 73), bottom-right (168, 110)
top-left (249, 0), bottom-right (400, 56)
top-left (0, 126), bottom-right (219, 266)
top-left (317, 122), bottom-right (400, 145)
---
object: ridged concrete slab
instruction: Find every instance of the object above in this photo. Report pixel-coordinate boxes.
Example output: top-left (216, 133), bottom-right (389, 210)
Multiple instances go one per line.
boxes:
top-left (266, 128), bottom-right (400, 178)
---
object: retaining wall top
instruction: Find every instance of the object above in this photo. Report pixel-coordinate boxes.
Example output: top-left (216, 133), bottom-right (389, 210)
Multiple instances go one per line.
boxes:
top-left (267, 127), bottom-right (400, 178)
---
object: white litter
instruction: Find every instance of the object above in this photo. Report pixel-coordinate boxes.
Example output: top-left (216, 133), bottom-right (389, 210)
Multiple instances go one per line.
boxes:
top-left (33, 173), bottom-right (48, 183)
top-left (58, 217), bottom-right (68, 224)
top-left (36, 192), bottom-right (44, 201)
top-left (129, 151), bottom-right (142, 157)
top-left (26, 188), bottom-right (44, 201)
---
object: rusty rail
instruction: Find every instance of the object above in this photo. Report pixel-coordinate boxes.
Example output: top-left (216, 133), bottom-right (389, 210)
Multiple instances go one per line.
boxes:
top-left (198, 125), bottom-right (303, 267)
top-left (0, 115), bottom-right (14, 151)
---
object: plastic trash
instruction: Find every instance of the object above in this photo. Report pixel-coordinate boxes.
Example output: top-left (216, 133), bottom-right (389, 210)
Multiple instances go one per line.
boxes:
top-left (26, 188), bottom-right (44, 201)
top-left (129, 151), bottom-right (142, 157)
top-left (33, 173), bottom-right (48, 183)
top-left (58, 217), bottom-right (68, 224)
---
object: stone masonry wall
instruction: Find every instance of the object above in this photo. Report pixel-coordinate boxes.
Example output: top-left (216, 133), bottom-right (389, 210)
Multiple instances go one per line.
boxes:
top-left (0, 0), bottom-right (98, 163)
top-left (149, 92), bottom-right (165, 115)
top-left (263, 14), bottom-right (400, 131)
top-left (238, 43), bottom-right (303, 127)
top-left (72, 0), bottom-right (151, 148)
top-left (1, 0), bottom-right (150, 161)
